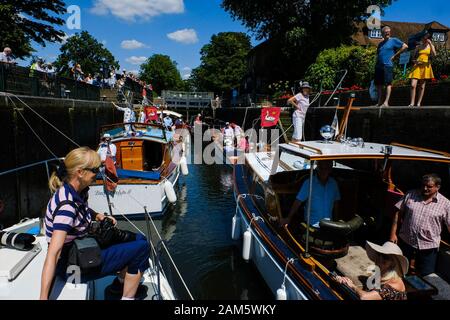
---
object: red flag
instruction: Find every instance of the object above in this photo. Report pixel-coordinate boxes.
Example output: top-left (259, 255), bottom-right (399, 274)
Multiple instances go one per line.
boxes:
top-left (104, 156), bottom-right (118, 192)
top-left (145, 106), bottom-right (158, 121)
top-left (261, 107), bottom-right (281, 128)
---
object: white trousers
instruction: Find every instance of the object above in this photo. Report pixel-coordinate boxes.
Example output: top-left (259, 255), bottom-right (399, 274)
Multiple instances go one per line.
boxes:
top-left (292, 116), bottom-right (305, 141)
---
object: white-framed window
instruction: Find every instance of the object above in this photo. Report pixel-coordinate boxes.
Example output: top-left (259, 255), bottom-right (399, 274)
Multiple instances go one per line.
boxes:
top-left (432, 32), bottom-right (446, 42)
top-left (368, 29), bottom-right (383, 39)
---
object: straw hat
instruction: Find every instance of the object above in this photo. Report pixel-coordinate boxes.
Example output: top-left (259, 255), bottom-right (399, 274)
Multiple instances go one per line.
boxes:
top-left (365, 241), bottom-right (409, 276)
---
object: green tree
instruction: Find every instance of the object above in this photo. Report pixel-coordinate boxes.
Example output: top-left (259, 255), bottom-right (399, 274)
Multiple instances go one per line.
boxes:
top-left (54, 31), bottom-right (119, 78)
top-left (139, 54), bottom-right (184, 95)
top-left (0, 0), bottom-right (66, 59)
top-left (191, 32), bottom-right (251, 94)
top-left (222, 0), bottom-right (395, 79)
top-left (305, 45), bottom-right (407, 90)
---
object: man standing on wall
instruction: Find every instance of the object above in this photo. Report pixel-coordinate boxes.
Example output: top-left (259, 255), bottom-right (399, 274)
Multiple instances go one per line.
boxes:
top-left (375, 26), bottom-right (408, 107)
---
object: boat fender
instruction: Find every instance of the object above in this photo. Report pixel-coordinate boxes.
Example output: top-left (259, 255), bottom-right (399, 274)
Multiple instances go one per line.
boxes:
top-left (180, 156), bottom-right (189, 176)
top-left (164, 180), bottom-right (177, 203)
top-left (276, 284), bottom-right (287, 300)
top-left (231, 214), bottom-right (241, 240)
top-left (242, 227), bottom-right (252, 261)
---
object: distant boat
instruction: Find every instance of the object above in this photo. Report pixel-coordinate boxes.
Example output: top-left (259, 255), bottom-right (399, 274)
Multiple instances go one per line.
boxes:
top-left (88, 121), bottom-right (188, 219)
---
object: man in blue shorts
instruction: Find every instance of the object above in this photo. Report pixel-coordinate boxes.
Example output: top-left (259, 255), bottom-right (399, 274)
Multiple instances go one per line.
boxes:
top-left (375, 26), bottom-right (408, 107)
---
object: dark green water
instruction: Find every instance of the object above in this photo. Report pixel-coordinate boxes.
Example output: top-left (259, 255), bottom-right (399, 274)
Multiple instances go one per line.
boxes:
top-left (118, 163), bottom-right (272, 300)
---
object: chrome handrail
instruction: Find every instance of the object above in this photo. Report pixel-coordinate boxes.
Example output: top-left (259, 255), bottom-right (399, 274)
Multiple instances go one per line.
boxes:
top-left (0, 158), bottom-right (63, 178)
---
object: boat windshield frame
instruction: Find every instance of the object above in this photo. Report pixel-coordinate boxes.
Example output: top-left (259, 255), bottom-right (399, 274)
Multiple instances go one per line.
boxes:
top-left (99, 122), bottom-right (172, 143)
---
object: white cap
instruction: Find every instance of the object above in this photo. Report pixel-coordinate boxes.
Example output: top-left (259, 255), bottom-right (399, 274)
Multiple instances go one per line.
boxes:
top-left (102, 133), bottom-right (111, 139)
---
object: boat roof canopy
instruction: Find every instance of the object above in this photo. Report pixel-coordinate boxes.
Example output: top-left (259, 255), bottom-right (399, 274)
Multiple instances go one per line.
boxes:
top-left (279, 141), bottom-right (450, 164)
top-left (157, 110), bottom-right (183, 118)
top-left (101, 123), bottom-right (174, 144)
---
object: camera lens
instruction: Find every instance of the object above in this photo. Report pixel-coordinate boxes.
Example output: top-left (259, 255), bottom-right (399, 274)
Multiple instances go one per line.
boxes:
top-left (0, 231), bottom-right (36, 251)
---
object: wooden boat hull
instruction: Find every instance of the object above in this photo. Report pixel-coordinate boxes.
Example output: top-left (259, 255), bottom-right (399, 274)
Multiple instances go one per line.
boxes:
top-left (88, 165), bottom-right (180, 219)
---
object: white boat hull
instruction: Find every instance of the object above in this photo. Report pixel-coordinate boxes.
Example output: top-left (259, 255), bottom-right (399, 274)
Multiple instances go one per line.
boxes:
top-left (235, 200), bottom-right (308, 300)
top-left (88, 166), bottom-right (180, 218)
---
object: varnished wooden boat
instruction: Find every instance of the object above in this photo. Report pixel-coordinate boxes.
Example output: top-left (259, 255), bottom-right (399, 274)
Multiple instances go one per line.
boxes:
top-left (232, 99), bottom-right (450, 300)
top-left (88, 122), bottom-right (185, 218)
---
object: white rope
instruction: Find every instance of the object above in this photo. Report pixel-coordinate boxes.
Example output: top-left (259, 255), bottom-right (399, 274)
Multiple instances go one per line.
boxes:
top-left (281, 258), bottom-right (296, 288)
top-left (7, 93), bottom-right (81, 147)
top-left (121, 191), bottom-right (195, 300)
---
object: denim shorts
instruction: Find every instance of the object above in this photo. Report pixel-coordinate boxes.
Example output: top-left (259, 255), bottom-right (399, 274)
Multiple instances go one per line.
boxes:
top-left (375, 65), bottom-right (394, 86)
top-left (56, 234), bottom-right (150, 281)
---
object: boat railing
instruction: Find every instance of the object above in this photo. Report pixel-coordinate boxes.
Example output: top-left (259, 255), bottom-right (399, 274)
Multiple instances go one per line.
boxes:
top-left (0, 157), bottom-right (63, 179)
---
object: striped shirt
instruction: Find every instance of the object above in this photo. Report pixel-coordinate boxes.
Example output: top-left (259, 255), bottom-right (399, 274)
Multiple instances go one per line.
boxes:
top-left (45, 183), bottom-right (93, 244)
top-left (396, 190), bottom-right (450, 250)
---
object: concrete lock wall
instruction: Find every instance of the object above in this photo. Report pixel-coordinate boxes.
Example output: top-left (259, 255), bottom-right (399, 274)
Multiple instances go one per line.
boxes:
top-left (0, 95), bottom-right (121, 227)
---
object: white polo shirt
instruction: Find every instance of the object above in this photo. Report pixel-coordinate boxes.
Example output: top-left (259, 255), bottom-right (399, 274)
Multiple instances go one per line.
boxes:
top-left (293, 93), bottom-right (310, 119)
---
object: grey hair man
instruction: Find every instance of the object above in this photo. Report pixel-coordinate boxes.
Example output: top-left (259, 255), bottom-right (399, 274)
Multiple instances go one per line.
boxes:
top-left (0, 47), bottom-right (16, 64)
top-left (375, 26), bottom-right (408, 107)
top-left (390, 174), bottom-right (450, 276)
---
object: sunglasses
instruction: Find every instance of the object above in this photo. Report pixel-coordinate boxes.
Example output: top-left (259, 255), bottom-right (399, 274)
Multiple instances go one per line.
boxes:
top-left (84, 167), bottom-right (101, 174)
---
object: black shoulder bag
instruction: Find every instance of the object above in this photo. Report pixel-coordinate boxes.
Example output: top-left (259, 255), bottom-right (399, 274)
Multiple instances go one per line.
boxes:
top-left (52, 200), bottom-right (102, 275)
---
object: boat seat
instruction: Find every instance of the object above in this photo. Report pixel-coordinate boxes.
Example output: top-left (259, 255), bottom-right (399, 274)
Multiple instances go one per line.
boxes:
top-left (423, 274), bottom-right (450, 300)
top-left (298, 216), bottom-right (364, 259)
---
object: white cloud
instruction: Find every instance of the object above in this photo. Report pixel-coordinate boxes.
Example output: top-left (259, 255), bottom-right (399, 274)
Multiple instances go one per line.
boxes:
top-left (126, 56), bottom-right (147, 65)
top-left (102, 40), bottom-right (107, 45)
top-left (167, 29), bottom-right (198, 44)
top-left (91, 0), bottom-right (184, 22)
top-left (181, 67), bottom-right (191, 80)
top-left (121, 40), bottom-right (148, 50)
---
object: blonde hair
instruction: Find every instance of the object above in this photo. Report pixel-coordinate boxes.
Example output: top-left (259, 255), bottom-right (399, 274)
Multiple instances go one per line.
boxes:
top-left (380, 255), bottom-right (403, 282)
top-left (49, 147), bottom-right (101, 193)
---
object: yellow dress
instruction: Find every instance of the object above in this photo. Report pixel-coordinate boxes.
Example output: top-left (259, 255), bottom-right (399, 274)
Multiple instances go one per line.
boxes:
top-left (409, 46), bottom-right (434, 80)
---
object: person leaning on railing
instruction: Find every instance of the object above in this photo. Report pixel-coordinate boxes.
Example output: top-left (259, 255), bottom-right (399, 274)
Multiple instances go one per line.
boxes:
top-left (40, 147), bottom-right (150, 300)
top-left (0, 47), bottom-right (16, 65)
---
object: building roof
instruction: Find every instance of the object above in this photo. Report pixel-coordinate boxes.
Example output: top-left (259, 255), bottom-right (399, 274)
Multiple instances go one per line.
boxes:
top-left (353, 20), bottom-right (450, 47)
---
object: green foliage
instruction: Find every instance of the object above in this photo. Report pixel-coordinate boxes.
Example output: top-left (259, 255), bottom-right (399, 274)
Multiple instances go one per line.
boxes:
top-left (139, 54), bottom-right (184, 95)
top-left (305, 46), bottom-right (377, 89)
top-left (268, 80), bottom-right (293, 99)
top-left (191, 32), bottom-right (251, 94)
top-left (54, 31), bottom-right (119, 77)
top-left (0, 0), bottom-right (66, 59)
top-left (222, 0), bottom-right (395, 79)
top-left (432, 44), bottom-right (450, 78)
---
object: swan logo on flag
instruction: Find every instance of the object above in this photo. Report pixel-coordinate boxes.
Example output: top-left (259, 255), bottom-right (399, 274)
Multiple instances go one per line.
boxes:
top-left (261, 107), bottom-right (281, 128)
top-left (145, 107), bottom-right (158, 121)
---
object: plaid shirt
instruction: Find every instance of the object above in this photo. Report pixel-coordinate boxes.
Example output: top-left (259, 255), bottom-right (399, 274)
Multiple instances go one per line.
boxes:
top-left (396, 190), bottom-right (450, 250)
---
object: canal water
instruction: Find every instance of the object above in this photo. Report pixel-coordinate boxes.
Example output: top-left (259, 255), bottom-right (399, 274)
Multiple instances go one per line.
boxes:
top-left (117, 162), bottom-right (273, 300)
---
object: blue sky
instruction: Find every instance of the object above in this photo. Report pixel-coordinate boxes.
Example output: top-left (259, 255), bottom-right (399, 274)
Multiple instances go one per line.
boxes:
top-left (20, 0), bottom-right (450, 79)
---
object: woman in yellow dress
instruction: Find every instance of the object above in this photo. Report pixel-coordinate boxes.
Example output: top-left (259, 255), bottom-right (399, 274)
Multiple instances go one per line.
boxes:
top-left (409, 32), bottom-right (436, 107)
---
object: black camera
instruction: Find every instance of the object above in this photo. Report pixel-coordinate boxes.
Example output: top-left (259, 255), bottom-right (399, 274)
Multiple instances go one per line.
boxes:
top-left (90, 217), bottom-right (136, 249)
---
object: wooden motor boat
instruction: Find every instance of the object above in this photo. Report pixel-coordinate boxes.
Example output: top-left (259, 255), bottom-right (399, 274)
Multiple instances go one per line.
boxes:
top-left (88, 122), bottom-right (188, 218)
top-left (232, 98), bottom-right (450, 300)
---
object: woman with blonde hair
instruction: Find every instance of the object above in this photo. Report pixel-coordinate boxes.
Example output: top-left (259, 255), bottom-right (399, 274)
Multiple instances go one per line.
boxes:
top-left (41, 147), bottom-right (150, 300)
top-left (335, 241), bottom-right (408, 300)
top-left (409, 32), bottom-right (436, 107)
